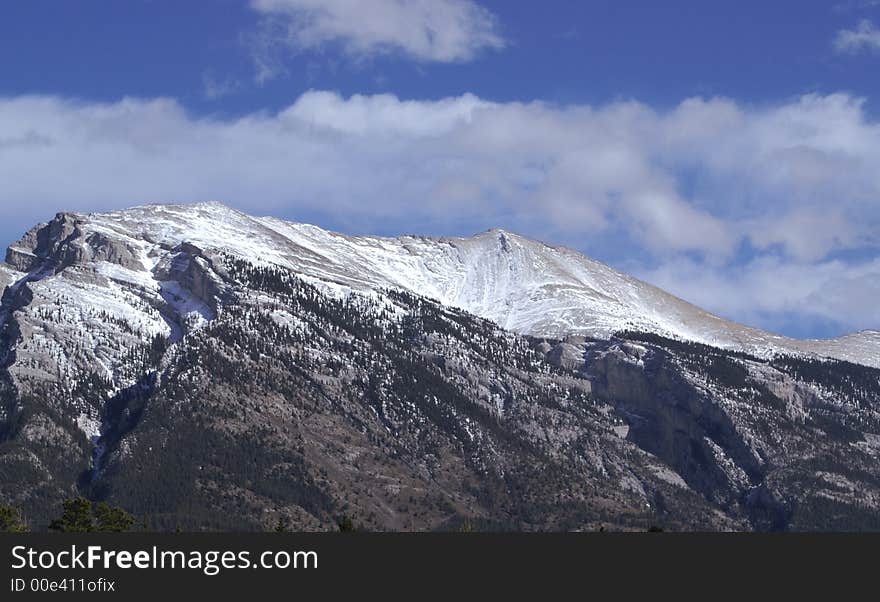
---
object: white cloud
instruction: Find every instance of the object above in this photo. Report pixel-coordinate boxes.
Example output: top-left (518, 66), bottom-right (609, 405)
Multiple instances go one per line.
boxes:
top-left (834, 19), bottom-right (880, 53)
top-left (638, 256), bottom-right (880, 334)
top-left (249, 0), bottom-right (504, 81)
top-left (2, 90), bottom-right (880, 333)
top-left (281, 90), bottom-right (489, 135)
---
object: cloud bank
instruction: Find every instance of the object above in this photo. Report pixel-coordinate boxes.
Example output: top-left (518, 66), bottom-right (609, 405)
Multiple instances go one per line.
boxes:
top-left (1, 90), bottom-right (879, 336)
top-left (249, 0), bottom-right (504, 81)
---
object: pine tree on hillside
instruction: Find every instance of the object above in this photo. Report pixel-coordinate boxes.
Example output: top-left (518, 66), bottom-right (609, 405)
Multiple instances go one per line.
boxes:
top-left (337, 514), bottom-right (356, 532)
top-left (94, 502), bottom-right (136, 532)
top-left (0, 504), bottom-right (28, 532)
top-left (49, 497), bottom-right (94, 532)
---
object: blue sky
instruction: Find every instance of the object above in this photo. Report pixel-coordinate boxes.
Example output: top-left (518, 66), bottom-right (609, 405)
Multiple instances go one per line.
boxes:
top-left (2, 0), bottom-right (880, 338)
top-left (4, 1), bottom-right (880, 111)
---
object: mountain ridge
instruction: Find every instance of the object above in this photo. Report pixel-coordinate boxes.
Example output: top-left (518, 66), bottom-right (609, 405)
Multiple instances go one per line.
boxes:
top-left (5, 200), bottom-right (875, 368)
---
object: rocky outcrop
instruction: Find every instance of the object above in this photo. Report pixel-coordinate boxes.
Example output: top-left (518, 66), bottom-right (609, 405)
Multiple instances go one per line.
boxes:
top-left (152, 243), bottom-right (227, 314)
top-left (583, 341), bottom-right (764, 506)
top-left (550, 334), bottom-right (880, 529)
top-left (5, 212), bottom-right (144, 274)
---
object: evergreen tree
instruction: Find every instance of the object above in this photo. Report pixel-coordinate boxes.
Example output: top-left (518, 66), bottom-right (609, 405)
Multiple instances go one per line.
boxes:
top-left (49, 497), bottom-right (94, 532)
top-left (337, 514), bottom-right (356, 532)
top-left (94, 502), bottom-right (136, 532)
top-left (0, 504), bottom-right (28, 532)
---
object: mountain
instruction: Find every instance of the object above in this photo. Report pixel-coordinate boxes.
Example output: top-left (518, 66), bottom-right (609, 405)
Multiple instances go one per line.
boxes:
top-left (1, 201), bottom-right (879, 531)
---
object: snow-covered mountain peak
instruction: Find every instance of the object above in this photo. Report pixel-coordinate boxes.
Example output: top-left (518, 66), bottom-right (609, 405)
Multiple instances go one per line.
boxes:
top-left (4, 202), bottom-right (880, 369)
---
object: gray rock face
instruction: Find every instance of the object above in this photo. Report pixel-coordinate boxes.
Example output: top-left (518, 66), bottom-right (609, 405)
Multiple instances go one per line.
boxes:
top-left (539, 335), bottom-right (880, 529)
top-left (586, 342), bottom-right (764, 504)
top-left (5, 212), bottom-right (147, 277)
top-left (81, 231), bottom-right (144, 270)
top-left (153, 243), bottom-right (226, 314)
top-left (6, 213), bottom-right (80, 271)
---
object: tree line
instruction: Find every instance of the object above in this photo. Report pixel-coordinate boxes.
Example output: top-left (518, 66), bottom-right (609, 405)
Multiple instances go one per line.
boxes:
top-left (0, 497), bottom-right (135, 532)
top-left (2, 499), bottom-right (367, 533)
